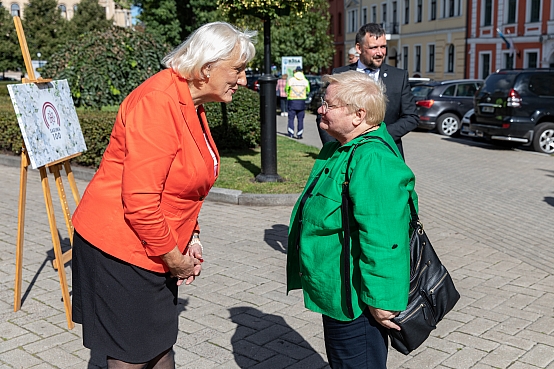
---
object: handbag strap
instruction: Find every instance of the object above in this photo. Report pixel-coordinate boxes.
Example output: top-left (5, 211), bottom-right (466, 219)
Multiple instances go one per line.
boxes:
top-left (341, 135), bottom-right (418, 319)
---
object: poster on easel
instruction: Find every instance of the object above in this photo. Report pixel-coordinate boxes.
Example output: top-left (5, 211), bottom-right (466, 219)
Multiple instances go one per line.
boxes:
top-left (7, 80), bottom-right (86, 169)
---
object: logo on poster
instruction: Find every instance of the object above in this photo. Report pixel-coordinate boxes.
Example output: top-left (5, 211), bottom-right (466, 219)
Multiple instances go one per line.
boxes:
top-left (42, 102), bottom-right (62, 140)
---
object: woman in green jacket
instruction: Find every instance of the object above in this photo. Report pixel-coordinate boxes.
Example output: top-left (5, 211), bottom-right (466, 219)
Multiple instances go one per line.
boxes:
top-left (287, 71), bottom-right (417, 368)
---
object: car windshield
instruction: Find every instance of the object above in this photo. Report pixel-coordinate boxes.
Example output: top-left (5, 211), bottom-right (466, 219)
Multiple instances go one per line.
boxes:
top-left (481, 74), bottom-right (516, 94)
top-left (411, 85), bottom-right (433, 98)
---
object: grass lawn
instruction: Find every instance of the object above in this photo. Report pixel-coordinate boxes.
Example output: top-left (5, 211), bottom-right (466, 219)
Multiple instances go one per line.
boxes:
top-left (216, 135), bottom-right (320, 194)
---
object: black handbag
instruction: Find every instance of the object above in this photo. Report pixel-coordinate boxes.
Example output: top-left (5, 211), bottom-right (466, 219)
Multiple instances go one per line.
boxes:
top-left (342, 136), bottom-right (460, 355)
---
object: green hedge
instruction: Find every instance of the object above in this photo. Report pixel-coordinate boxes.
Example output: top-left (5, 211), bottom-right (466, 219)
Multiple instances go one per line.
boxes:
top-left (0, 85), bottom-right (261, 168)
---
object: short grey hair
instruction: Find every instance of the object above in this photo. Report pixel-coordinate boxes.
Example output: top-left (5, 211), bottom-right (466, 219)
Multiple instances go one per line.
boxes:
top-left (348, 47), bottom-right (358, 56)
top-left (322, 71), bottom-right (387, 125)
top-left (163, 22), bottom-right (257, 80)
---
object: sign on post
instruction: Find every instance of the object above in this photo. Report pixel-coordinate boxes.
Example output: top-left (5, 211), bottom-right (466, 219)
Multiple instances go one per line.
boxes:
top-left (281, 56), bottom-right (303, 76)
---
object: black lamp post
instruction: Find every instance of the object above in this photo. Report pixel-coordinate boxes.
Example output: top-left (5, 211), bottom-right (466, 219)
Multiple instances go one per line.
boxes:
top-left (255, 16), bottom-right (282, 182)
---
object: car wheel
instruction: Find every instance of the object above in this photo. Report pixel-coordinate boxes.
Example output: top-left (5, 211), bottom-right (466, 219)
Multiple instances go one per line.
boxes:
top-left (436, 113), bottom-right (460, 136)
top-left (533, 122), bottom-right (554, 154)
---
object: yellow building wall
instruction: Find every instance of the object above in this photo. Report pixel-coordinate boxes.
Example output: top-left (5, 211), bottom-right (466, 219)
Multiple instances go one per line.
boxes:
top-left (5, 0), bottom-right (131, 28)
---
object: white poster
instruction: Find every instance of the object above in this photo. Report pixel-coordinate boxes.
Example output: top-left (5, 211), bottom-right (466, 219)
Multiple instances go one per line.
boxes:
top-left (282, 56), bottom-right (303, 77)
top-left (8, 80), bottom-right (87, 169)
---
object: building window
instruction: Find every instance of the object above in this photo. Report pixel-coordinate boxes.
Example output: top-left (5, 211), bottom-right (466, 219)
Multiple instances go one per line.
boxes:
top-left (382, 4), bottom-right (387, 25)
top-left (430, 0), bottom-right (437, 20)
top-left (527, 52), bottom-right (538, 68)
top-left (59, 4), bottom-right (67, 18)
top-left (347, 9), bottom-right (358, 33)
top-left (372, 6), bottom-right (377, 23)
top-left (74, 4), bottom-right (78, 12)
top-left (330, 15), bottom-right (334, 34)
top-left (338, 12), bottom-right (342, 35)
top-left (507, 0), bottom-right (516, 23)
top-left (417, 0), bottom-right (422, 22)
top-left (428, 44), bottom-right (435, 72)
top-left (403, 46), bottom-right (409, 70)
top-left (404, 0), bottom-right (410, 24)
top-left (11, 3), bottom-right (20, 17)
top-left (449, 0), bottom-right (455, 16)
top-left (484, 0), bottom-right (492, 26)
top-left (362, 7), bottom-right (368, 25)
top-left (447, 44), bottom-right (455, 72)
top-left (481, 53), bottom-right (490, 79)
top-left (392, 2), bottom-right (398, 32)
top-left (415, 45), bottom-right (421, 72)
top-left (529, 0), bottom-right (540, 22)
top-left (504, 53), bottom-right (514, 69)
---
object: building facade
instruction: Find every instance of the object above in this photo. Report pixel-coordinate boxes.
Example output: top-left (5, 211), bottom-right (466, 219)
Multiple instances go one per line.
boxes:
top-left (344, 0), bottom-right (468, 79)
top-left (466, 0), bottom-right (554, 79)
top-left (6, 0), bottom-right (131, 28)
top-left (325, 0), bottom-right (346, 73)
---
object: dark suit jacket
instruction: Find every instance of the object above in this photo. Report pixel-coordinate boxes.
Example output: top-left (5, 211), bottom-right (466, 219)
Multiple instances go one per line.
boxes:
top-left (319, 63), bottom-right (419, 157)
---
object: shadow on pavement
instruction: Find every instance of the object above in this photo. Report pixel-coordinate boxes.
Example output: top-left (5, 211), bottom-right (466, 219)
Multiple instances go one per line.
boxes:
top-left (264, 224), bottom-right (289, 253)
top-left (229, 306), bottom-right (328, 368)
top-left (544, 196), bottom-right (554, 207)
top-left (21, 232), bottom-right (71, 307)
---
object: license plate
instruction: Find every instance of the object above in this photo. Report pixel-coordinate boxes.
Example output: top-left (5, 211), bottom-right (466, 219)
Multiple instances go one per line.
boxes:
top-left (482, 106), bottom-right (494, 113)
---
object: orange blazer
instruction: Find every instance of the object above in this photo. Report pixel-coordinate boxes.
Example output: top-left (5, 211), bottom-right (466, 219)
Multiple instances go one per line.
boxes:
top-left (72, 69), bottom-right (219, 273)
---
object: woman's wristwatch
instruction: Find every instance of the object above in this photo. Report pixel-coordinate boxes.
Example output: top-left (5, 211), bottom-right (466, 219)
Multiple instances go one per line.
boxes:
top-left (188, 233), bottom-right (203, 252)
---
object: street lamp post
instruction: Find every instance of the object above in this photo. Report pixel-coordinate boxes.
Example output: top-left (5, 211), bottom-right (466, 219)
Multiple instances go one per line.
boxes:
top-left (36, 52), bottom-right (42, 69)
top-left (255, 16), bottom-right (282, 183)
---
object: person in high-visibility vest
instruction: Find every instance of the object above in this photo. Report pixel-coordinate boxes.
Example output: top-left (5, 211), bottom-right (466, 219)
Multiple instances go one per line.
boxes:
top-left (285, 66), bottom-right (310, 139)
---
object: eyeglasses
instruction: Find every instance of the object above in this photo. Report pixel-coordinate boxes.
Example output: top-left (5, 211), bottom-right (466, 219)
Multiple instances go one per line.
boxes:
top-left (320, 97), bottom-right (347, 114)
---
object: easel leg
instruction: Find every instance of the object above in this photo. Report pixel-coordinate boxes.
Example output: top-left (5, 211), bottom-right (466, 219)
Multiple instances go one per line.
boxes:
top-left (63, 161), bottom-right (81, 206)
top-left (40, 167), bottom-right (74, 329)
top-left (50, 164), bottom-right (74, 270)
top-left (14, 149), bottom-right (29, 312)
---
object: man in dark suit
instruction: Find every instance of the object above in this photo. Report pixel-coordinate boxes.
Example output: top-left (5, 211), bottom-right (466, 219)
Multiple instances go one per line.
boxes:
top-left (317, 23), bottom-right (418, 157)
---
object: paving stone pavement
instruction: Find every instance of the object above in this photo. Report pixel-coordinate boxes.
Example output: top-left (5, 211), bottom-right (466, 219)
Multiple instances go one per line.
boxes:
top-left (0, 116), bottom-right (553, 368)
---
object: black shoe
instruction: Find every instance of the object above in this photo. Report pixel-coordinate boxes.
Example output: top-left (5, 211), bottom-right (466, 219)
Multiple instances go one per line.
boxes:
top-left (296, 135), bottom-right (303, 139)
top-left (288, 133), bottom-right (294, 138)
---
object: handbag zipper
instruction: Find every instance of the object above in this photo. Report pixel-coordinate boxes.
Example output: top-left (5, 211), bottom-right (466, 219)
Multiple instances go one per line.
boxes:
top-left (409, 262), bottom-right (429, 295)
top-left (397, 303), bottom-right (426, 324)
top-left (428, 272), bottom-right (449, 307)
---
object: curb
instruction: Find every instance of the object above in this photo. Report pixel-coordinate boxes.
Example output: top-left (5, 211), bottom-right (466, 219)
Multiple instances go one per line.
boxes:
top-left (0, 154), bottom-right (300, 206)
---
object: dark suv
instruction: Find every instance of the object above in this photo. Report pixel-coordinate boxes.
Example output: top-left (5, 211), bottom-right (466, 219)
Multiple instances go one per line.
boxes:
top-left (412, 79), bottom-right (483, 136)
top-left (471, 69), bottom-right (554, 154)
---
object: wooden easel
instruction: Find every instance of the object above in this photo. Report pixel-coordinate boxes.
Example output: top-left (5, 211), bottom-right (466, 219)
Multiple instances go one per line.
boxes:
top-left (12, 16), bottom-right (81, 329)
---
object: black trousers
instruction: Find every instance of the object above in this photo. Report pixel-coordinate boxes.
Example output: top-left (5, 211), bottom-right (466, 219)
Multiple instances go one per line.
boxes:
top-left (322, 309), bottom-right (389, 369)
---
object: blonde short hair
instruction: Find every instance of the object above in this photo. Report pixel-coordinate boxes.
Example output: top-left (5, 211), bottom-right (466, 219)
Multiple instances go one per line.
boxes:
top-left (322, 71), bottom-right (387, 125)
top-left (163, 22), bottom-right (257, 80)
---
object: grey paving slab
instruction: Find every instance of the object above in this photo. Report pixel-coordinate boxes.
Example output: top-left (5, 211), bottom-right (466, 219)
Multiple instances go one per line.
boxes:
top-left (0, 124), bottom-right (553, 368)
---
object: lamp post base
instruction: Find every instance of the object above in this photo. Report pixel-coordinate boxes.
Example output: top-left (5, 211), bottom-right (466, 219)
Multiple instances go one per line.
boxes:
top-left (255, 173), bottom-right (283, 183)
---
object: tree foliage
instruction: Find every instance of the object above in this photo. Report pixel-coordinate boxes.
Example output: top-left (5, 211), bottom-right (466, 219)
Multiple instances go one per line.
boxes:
top-left (133, 0), bottom-right (181, 47)
top-left (210, 0), bottom-right (333, 73)
top-left (66, 0), bottom-right (112, 36)
top-left (0, 3), bottom-right (23, 73)
top-left (41, 26), bottom-right (171, 109)
top-left (22, 0), bottom-right (68, 59)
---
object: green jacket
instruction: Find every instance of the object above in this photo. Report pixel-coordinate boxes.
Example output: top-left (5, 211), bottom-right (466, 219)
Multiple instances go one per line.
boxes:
top-left (287, 124), bottom-right (418, 321)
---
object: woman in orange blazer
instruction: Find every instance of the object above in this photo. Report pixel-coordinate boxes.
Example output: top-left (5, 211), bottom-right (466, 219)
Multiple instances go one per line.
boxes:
top-left (71, 22), bottom-right (256, 368)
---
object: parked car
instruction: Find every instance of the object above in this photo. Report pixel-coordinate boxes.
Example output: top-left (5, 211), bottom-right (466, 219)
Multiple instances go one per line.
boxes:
top-left (304, 74), bottom-right (323, 105)
top-left (409, 77), bottom-right (432, 88)
top-left (460, 108), bottom-right (476, 137)
top-left (471, 69), bottom-right (554, 154)
top-left (412, 79), bottom-right (484, 136)
top-left (246, 74), bottom-right (260, 91)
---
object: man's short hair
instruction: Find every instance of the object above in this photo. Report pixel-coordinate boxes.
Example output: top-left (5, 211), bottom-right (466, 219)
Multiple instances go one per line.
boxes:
top-left (355, 23), bottom-right (386, 45)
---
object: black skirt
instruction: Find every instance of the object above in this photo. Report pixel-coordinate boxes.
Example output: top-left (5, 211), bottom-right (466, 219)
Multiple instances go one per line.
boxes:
top-left (72, 231), bottom-right (179, 363)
